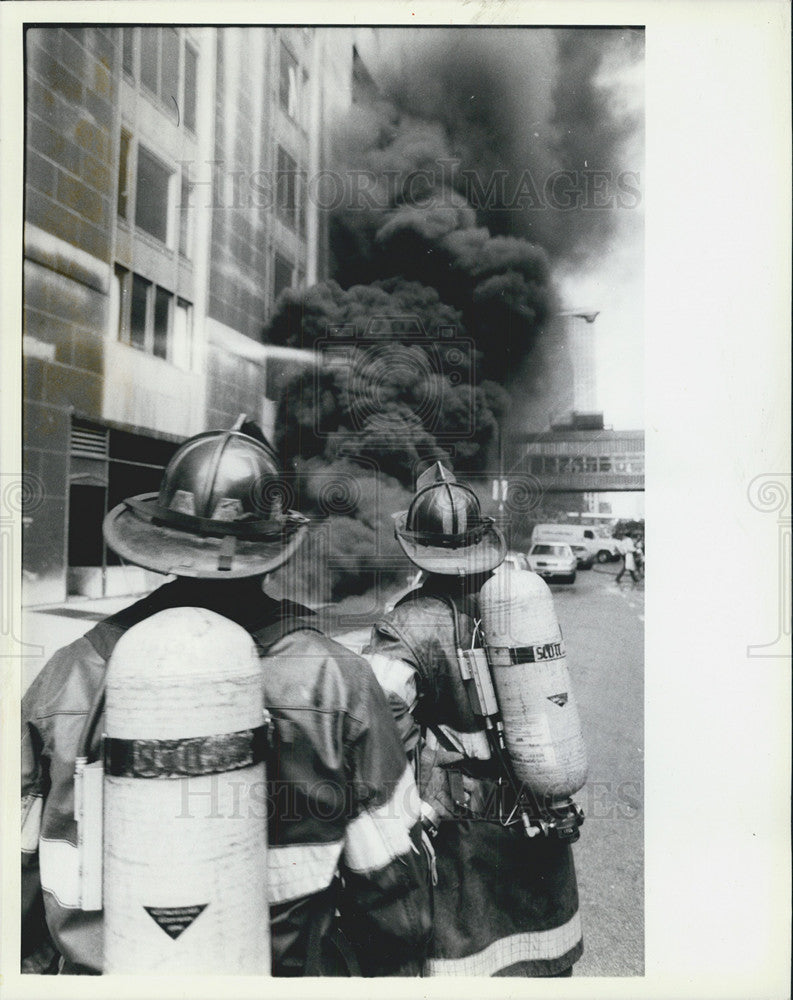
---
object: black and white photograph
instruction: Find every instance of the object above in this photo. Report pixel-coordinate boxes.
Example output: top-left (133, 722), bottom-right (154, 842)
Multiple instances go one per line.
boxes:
top-left (0, 2), bottom-right (789, 997)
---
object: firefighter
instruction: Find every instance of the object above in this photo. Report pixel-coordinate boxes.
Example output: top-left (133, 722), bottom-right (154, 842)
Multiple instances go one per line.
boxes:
top-left (21, 427), bottom-right (431, 976)
top-left (364, 462), bottom-right (584, 977)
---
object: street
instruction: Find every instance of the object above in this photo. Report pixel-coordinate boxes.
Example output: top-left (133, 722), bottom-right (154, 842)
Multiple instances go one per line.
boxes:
top-left (552, 564), bottom-right (644, 976)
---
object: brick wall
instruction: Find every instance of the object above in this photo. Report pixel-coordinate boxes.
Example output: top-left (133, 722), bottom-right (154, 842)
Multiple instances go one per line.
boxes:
top-left (26, 27), bottom-right (116, 265)
top-left (23, 27), bottom-right (118, 603)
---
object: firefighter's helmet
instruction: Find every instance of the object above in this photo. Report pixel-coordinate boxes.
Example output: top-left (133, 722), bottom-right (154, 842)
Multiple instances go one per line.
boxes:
top-left (103, 430), bottom-right (308, 578)
top-left (394, 462), bottom-right (506, 575)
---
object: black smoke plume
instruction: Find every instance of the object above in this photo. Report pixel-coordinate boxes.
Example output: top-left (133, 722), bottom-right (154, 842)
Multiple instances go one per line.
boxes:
top-left (265, 27), bottom-right (643, 602)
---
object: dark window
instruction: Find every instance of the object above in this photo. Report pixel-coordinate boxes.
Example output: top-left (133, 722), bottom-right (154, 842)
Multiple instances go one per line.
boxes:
top-left (276, 146), bottom-right (303, 233)
top-left (135, 146), bottom-right (171, 244)
top-left (115, 265), bottom-right (190, 365)
top-left (160, 28), bottom-right (180, 109)
top-left (121, 28), bottom-right (135, 78)
top-left (279, 43), bottom-right (297, 115)
top-left (300, 68), bottom-right (310, 126)
top-left (140, 27), bottom-right (159, 94)
top-left (130, 274), bottom-right (150, 350)
top-left (117, 130), bottom-right (130, 219)
top-left (273, 253), bottom-right (293, 301)
top-left (153, 286), bottom-right (170, 359)
top-left (184, 44), bottom-right (197, 132)
top-left (138, 27), bottom-right (180, 122)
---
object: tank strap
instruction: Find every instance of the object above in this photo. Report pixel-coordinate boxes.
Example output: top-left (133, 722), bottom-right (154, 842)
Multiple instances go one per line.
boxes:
top-left (253, 613), bottom-right (323, 655)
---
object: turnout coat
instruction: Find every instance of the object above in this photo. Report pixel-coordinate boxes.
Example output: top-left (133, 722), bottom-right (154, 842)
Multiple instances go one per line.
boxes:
top-left (21, 579), bottom-right (431, 976)
top-left (366, 577), bottom-right (583, 977)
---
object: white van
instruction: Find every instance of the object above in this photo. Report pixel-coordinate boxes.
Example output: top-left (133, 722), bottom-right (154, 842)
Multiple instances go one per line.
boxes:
top-left (530, 524), bottom-right (620, 567)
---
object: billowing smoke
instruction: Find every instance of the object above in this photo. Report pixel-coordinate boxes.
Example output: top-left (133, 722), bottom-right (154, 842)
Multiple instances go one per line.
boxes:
top-left (265, 27), bottom-right (643, 602)
top-left (362, 27), bottom-right (643, 262)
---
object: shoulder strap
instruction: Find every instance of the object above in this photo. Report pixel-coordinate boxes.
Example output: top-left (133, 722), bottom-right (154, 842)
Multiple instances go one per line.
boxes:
top-left (253, 607), bottom-right (323, 655)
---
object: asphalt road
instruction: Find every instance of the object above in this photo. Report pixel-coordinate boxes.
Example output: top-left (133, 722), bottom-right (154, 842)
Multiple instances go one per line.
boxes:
top-left (551, 563), bottom-right (645, 977)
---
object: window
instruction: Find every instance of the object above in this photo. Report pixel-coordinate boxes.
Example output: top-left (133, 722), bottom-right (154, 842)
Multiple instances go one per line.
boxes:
top-left (273, 253), bottom-right (293, 301)
top-left (135, 146), bottom-right (173, 245)
top-left (184, 44), bottom-right (197, 132)
top-left (114, 263), bottom-right (192, 367)
top-left (140, 27), bottom-right (159, 94)
top-left (130, 274), bottom-right (150, 350)
top-left (122, 29), bottom-right (196, 130)
top-left (117, 129), bottom-right (131, 219)
top-left (153, 286), bottom-right (170, 359)
top-left (279, 43), bottom-right (298, 116)
top-left (279, 43), bottom-right (310, 127)
top-left (276, 146), bottom-right (304, 234)
top-left (139, 27), bottom-right (180, 119)
top-left (121, 28), bottom-right (135, 78)
top-left (300, 68), bottom-right (310, 127)
top-left (160, 28), bottom-right (180, 108)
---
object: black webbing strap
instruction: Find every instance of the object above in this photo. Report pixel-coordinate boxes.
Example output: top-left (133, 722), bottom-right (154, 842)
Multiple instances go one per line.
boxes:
top-left (487, 639), bottom-right (566, 666)
top-left (104, 725), bottom-right (268, 778)
top-left (124, 494), bottom-right (307, 541)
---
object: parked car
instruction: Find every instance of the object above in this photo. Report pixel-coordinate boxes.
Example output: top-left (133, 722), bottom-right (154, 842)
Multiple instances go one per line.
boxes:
top-left (531, 523), bottom-right (619, 564)
top-left (527, 543), bottom-right (577, 584)
top-left (570, 543), bottom-right (594, 570)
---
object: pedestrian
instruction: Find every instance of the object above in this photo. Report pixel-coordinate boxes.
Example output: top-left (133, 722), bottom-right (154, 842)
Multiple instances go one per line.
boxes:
top-left (364, 463), bottom-right (584, 977)
top-left (21, 427), bottom-right (431, 976)
top-left (616, 533), bottom-right (638, 585)
top-left (634, 536), bottom-right (644, 580)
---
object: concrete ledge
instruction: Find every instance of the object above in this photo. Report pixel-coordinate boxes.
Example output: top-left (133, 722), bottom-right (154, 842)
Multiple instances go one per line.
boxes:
top-left (24, 222), bottom-right (110, 295)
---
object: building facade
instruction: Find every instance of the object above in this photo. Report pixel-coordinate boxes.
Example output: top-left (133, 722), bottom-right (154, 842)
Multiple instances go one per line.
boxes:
top-left (518, 427), bottom-right (645, 492)
top-left (23, 26), bottom-right (354, 605)
top-left (516, 310), bottom-right (644, 517)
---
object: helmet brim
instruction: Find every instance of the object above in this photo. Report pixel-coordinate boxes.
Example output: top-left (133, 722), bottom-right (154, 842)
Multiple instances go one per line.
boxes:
top-left (394, 511), bottom-right (507, 575)
top-left (104, 495), bottom-right (308, 579)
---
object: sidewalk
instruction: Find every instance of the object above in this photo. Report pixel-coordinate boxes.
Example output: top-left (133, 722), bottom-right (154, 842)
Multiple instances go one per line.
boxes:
top-left (21, 594), bottom-right (145, 694)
